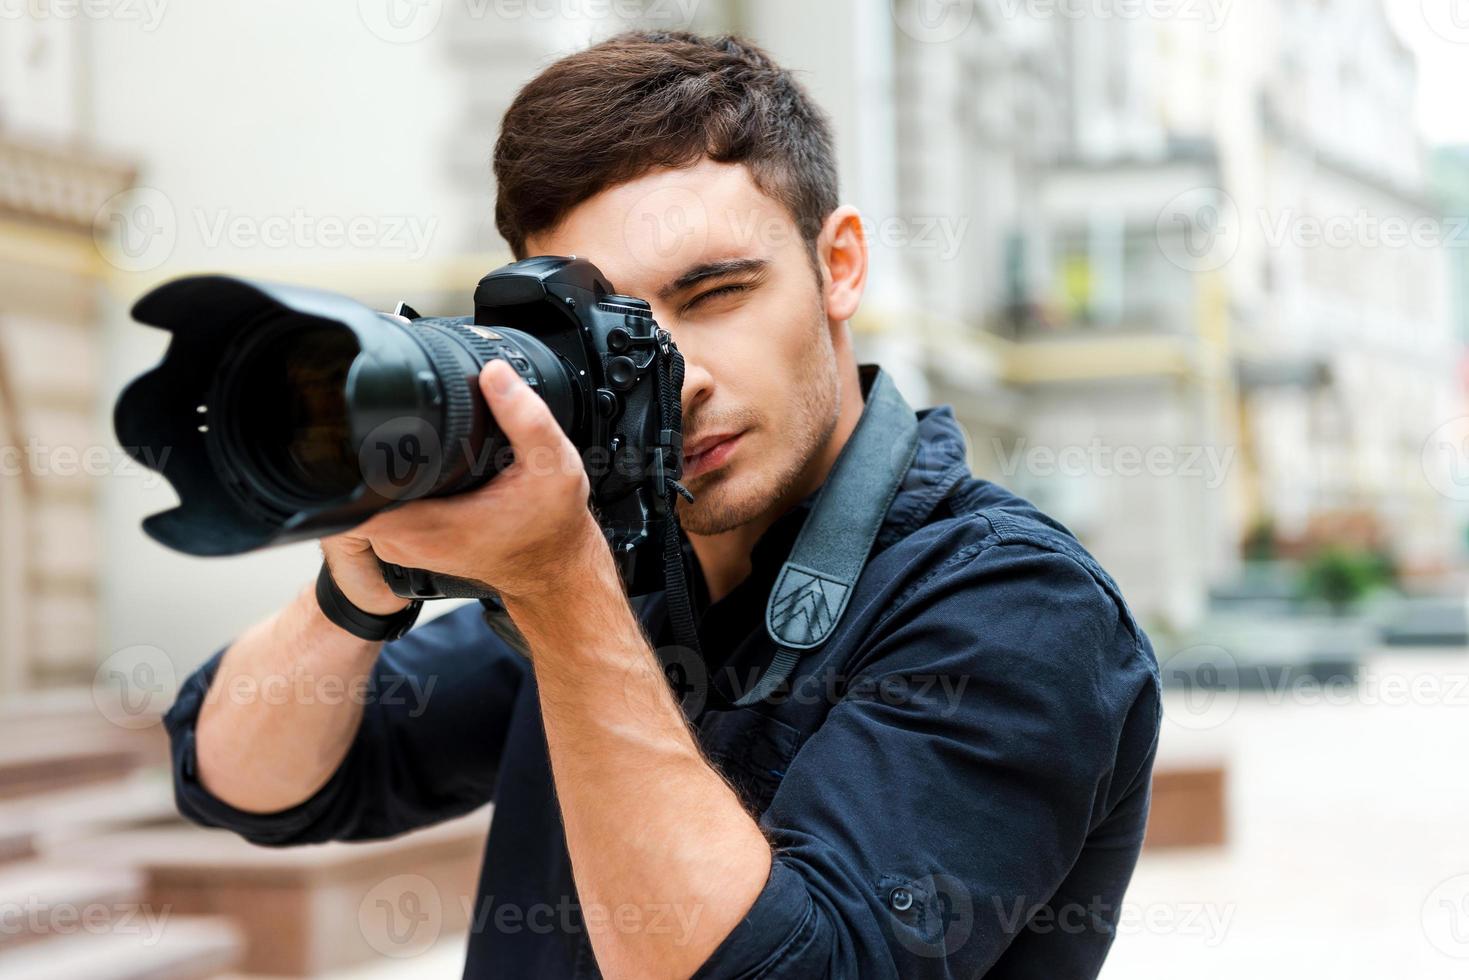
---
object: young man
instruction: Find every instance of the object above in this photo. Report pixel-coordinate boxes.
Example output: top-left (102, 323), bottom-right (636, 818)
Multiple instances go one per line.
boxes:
top-left (164, 31), bottom-right (1160, 979)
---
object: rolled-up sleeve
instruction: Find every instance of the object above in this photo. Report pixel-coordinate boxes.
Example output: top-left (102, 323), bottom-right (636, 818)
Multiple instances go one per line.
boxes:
top-left (693, 541), bottom-right (1161, 979)
top-left (164, 602), bottom-right (528, 846)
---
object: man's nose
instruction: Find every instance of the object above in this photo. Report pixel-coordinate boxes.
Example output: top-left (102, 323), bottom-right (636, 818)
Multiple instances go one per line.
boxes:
top-left (676, 354), bottom-right (714, 421)
top-left (650, 308), bottom-right (713, 420)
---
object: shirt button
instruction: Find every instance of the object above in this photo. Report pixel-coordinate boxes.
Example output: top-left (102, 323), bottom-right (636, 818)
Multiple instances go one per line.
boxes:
top-left (889, 886), bottom-right (914, 912)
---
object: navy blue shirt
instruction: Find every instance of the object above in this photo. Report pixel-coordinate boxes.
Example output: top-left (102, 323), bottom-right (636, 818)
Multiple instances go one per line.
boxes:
top-left (164, 388), bottom-right (1161, 978)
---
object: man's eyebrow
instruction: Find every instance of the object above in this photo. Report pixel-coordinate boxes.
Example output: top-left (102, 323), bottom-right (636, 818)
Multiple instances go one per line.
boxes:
top-left (657, 258), bottom-right (769, 301)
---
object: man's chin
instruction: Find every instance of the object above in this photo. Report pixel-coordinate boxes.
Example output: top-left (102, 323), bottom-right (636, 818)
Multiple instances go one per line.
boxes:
top-left (675, 472), bottom-right (765, 537)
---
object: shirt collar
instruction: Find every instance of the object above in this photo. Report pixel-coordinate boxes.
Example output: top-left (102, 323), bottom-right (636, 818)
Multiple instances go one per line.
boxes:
top-left (685, 364), bottom-right (972, 599)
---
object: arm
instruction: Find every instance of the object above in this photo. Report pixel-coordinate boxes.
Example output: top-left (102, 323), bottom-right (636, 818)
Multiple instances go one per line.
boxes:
top-left (191, 495), bottom-right (438, 814)
top-left (165, 600), bottom-right (527, 844)
top-left (501, 522), bottom-right (773, 980)
top-left (190, 579), bottom-right (385, 814)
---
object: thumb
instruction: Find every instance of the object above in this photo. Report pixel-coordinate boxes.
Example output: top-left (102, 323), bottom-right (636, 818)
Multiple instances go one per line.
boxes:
top-left (479, 359), bottom-right (579, 477)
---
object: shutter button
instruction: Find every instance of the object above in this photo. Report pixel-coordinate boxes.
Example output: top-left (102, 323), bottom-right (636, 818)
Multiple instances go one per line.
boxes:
top-left (889, 887), bottom-right (914, 912)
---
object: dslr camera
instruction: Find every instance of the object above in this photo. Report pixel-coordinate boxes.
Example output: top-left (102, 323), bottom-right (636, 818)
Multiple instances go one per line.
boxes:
top-left (114, 256), bottom-right (692, 602)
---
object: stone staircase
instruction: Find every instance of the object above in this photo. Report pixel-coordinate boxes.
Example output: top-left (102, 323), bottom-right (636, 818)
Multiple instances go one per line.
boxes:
top-left (0, 704), bottom-right (246, 979)
top-left (0, 692), bottom-right (488, 977)
top-left (0, 917), bottom-right (243, 980)
top-left (0, 846), bottom-right (242, 979)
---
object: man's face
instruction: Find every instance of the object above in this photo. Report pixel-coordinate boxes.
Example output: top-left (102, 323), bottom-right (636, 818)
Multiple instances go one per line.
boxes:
top-left (524, 160), bottom-right (845, 536)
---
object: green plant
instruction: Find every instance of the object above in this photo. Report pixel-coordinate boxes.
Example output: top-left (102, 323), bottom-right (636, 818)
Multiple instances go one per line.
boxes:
top-left (1298, 546), bottom-right (1396, 614)
top-left (1242, 517), bottom-right (1277, 562)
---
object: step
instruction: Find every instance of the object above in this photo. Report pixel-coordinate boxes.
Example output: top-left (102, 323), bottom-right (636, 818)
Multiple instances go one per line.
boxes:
top-left (63, 810), bottom-right (492, 975)
top-left (0, 686), bottom-right (164, 740)
top-left (0, 687), bottom-right (170, 769)
top-left (0, 827), bottom-right (33, 865)
top-left (1143, 761), bottom-right (1228, 849)
top-left (0, 771), bottom-right (180, 852)
top-left (0, 914), bottom-right (242, 980)
top-left (0, 861), bottom-right (144, 949)
top-left (0, 734), bottom-right (146, 801)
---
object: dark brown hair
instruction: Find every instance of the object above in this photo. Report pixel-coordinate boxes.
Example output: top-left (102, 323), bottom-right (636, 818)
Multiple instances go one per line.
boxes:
top-left (493, 30), bottom-right (839, 262)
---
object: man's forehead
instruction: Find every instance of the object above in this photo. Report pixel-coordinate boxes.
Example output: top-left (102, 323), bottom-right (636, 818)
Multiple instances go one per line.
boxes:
top-left (524, 160), bottom-right (793, 296)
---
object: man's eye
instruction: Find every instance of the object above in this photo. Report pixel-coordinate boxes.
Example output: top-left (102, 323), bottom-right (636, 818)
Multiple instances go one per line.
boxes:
top-left (687, 283), bottom-right (750, 309)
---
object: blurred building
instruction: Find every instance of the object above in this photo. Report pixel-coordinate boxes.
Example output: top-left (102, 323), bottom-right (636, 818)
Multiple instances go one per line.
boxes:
top-left (882, 0), bottom-right (1463, 628)
top-left (1434, 144), bottom-right (1469, 347)
top-left (0, 15), bottom-right (135, 693)
top-left (2, 0), bottom-right (1463, 660)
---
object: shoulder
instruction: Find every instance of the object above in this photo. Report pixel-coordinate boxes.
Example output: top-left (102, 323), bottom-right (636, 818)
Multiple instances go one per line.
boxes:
top-left (848, 475), bottom-right (1162, 788)
top-left (858, 474), bottom-right (1160, 702)
top-left (878, 476), bottom-right (1131, 620)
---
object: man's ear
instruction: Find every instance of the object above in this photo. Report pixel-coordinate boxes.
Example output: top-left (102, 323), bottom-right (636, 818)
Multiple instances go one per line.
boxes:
top-left (817, 205), bottom-right (868, 325)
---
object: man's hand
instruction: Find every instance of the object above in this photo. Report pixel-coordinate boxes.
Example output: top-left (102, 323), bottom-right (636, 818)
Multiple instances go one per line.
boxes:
top-left (321, 358), bottom-right (605, 610)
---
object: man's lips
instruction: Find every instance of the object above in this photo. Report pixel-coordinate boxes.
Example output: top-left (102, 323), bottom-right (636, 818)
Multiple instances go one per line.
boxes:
top-left (683, 431), bottom-right (741, 459)
top-left (681, 430), bottom-right (744, 477)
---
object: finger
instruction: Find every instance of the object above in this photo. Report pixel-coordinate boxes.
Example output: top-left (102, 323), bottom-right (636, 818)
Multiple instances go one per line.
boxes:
top-left (355, 497), bottom-right (448, 541)
top-left (479, 360), bottom-right (580, 476)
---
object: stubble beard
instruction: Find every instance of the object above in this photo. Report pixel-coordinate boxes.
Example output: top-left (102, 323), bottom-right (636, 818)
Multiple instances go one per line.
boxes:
top-left (676, 321), bottom-right (841, 538)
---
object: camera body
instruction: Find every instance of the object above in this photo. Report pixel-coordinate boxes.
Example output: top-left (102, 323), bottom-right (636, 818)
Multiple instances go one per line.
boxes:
top-left (115, 256), bottom-right (689, 601)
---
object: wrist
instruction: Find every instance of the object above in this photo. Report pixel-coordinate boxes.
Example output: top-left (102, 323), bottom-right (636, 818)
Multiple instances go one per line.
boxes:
top-left (501, 515), bottom-right (613, 612)
top-left (292, 584), bottom-right (385, 667)
top-left (500, 521), bottom-right (628, 648)
top-left (322, 556), bottom-right (411, 616)
top-left (313, 562), bottom-right (423, 642)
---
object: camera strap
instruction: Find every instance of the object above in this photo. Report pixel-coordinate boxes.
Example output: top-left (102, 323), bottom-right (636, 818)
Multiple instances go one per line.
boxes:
top-left (654, 336), bottom-right (701, 657)
top-left (732, 366), bottom-right (920, 707)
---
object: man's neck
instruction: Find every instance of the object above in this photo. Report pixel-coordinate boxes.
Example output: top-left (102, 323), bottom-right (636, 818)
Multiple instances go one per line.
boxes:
top-left (687, 360), bottom-right (866, 605)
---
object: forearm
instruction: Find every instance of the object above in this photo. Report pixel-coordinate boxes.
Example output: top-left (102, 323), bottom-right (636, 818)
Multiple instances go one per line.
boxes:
top-left (506, 541), bottom-right (772, 980)
top-left (194, 582), bottom-right (381, 813)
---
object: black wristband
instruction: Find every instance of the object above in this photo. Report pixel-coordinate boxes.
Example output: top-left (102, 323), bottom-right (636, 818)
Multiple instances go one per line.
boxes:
top-left (315, 561), bottom-right (423, 642)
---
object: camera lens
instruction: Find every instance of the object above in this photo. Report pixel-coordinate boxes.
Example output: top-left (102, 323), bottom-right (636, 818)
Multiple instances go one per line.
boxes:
top-left (209, 318), bottom-right (364, 512)
top-left (207, 310), bottom-right (579, 519)
top-left (115, 265), bottom-right (599, 558)
top-left (233, 321), bottom-right (362, 503)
